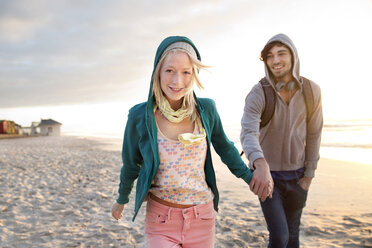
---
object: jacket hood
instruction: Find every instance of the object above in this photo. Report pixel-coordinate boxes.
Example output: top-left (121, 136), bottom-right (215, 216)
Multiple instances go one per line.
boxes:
top-left (148, 36), bottom-right (201, 101)
top-left (263, 33), bottom-right (301, 88)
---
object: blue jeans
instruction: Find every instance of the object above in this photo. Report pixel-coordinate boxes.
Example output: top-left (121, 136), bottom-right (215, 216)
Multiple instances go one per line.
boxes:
top-left (260, 178), bottom-right (308, 248)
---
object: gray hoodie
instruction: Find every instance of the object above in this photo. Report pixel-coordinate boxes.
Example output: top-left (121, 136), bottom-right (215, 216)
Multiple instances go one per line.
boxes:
top-left (240, 34), bottom-right (323, 178)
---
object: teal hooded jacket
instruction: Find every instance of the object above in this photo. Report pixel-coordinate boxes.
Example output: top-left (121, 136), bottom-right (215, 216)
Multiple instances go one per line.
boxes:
top-left (116, 36), bottom-right (252, 221)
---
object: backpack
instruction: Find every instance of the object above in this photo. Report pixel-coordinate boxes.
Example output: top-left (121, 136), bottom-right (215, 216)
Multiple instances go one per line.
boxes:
top-left (240, 76), bottom-right (315, 156)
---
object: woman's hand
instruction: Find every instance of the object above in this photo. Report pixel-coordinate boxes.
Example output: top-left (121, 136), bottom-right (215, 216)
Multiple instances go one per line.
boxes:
top-left (112, 202), bottom-right (125, 220)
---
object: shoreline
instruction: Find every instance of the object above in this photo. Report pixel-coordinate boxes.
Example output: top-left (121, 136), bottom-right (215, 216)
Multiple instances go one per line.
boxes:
top-left (2, 134), bottom-right (372, 168)
top-left (65, 134), bottom-right (372, 167)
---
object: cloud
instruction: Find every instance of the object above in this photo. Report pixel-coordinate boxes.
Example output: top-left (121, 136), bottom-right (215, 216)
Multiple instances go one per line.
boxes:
top-left (0, 0), bottom-right (261, 108)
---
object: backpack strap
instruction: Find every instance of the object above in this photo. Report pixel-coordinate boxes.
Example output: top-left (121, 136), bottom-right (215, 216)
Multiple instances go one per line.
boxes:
top-left (259, 77), bottom-right (276, 128)
top-left (301, 76), bottom-right (315, 123)
top-left (240, 78), bottom-right (274, 156)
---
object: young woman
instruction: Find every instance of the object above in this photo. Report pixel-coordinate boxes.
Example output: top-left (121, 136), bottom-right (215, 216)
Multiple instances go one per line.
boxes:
top-left (112, 36), bottom-right (253, 247)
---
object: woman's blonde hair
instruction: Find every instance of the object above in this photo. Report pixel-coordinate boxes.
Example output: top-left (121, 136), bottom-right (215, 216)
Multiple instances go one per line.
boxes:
top-left (152, 48), bottom-right (208, 121)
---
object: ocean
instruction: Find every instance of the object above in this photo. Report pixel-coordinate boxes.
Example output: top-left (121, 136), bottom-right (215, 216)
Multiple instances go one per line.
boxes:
top-left (320, 119), bottom-right (372, 165)
top-left (67, 118), bottom-right (372, 166)
top-left (224, 118), bottom-right (372, 166)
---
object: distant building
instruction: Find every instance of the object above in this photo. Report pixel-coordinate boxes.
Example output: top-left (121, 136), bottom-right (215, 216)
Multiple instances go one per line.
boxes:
top-left (0, 120), bottom-right (21, 134)
top-left (30, 122), bottom-right (40, 135)
top-left (15, 123), bottom-right (23, 135)
top-left (38, 119), bottom-right (62, 136)
top-left (0, 120), bottom-right (10, 134)
top-left (22, 126), bottom-right (31, 136)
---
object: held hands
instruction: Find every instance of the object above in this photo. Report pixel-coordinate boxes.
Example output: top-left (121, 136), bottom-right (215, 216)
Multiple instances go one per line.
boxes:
top-left (112, 202), bottom-right (125, 220)
top-left (250, 158), bottom-right (274, 202)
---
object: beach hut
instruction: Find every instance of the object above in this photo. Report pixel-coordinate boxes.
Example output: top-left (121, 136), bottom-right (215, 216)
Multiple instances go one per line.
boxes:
top-left (0, 120), bottom-right (9, 134)
top-left (9, 121), bottom-right (16, 134)
top-left (38, 119), bottom-right (62, 136)
top-left (0, 120), bottom-right (18, 134)
top-left (15, 123), bottom-right (23, 135)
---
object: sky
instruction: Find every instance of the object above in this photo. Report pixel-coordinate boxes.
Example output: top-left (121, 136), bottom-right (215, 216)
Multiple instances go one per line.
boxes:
top-left (1, 0), bottom-right (372, 137)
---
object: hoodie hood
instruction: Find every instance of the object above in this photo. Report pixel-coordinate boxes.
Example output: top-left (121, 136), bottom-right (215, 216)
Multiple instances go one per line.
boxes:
top-left (148, 36), bottom-right (201, 101)
top-left (263, 33), bottom-right (301, 88)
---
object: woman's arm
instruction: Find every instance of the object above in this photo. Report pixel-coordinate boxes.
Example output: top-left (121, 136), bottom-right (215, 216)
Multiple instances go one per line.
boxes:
top-left (116, 109), bottom-right (143, 205)
top-left (206, 99), bottom-right (253, 184)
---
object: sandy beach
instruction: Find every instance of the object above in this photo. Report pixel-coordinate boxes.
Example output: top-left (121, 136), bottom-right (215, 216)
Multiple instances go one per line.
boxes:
top-left (0, 136), bottom-right (371, 247)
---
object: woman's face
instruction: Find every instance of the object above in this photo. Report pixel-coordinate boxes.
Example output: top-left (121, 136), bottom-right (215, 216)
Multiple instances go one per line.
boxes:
top-left (160, 51), bottom-right (193, 110)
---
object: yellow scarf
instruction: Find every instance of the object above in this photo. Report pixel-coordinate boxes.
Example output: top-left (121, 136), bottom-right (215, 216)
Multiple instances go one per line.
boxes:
top-left (155, 99), bottom-right (206, 146)
top-left (157, 97), bottom-right (189, 123)
top-left (177, 118), bottom-right (206, 146)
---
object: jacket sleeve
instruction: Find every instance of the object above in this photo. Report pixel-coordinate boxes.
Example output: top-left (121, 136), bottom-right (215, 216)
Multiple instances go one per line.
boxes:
top-left (304, 81), bottom-right (323, 178)
top-left (240, 84), bottom-right (266, 164)
top-left (208, 99), bottom-right (252, 185)
top-left (116, 109), bottom-right (143, 204)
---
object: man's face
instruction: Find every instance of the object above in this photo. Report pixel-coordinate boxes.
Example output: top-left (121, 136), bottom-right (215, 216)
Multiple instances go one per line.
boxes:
top-left (266, 45), bottom-right (293, 82)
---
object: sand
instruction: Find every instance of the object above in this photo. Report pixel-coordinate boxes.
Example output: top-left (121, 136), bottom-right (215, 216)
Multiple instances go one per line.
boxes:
top-left (0, 136), bottom-right (371, 247)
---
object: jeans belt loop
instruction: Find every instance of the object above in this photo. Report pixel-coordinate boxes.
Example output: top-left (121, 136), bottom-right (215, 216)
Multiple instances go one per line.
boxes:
top-left (167, 208), bottom-right (172, 221)
top-left (193, 206), bottom-right (199, 219)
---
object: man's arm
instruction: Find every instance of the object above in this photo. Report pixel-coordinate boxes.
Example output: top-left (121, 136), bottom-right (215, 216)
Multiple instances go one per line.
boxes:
top-left (240, 84), bottom-right (274, 201)
top-left (304, 81), bottom-right (323, 179)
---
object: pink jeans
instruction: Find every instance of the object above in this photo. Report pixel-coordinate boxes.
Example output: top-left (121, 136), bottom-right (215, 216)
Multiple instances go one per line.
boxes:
top-left (145, 198), bottom-right (215, 248)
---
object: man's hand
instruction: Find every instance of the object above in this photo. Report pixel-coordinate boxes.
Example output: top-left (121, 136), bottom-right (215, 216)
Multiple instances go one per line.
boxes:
top-left (298, 176), bottom-right (312, 191)
top-left (250, 158), bottom-right (274, 202)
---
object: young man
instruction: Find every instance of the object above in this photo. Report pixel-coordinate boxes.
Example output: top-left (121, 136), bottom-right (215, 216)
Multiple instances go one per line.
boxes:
top-left (240, 33), bottom-right (323, 247)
